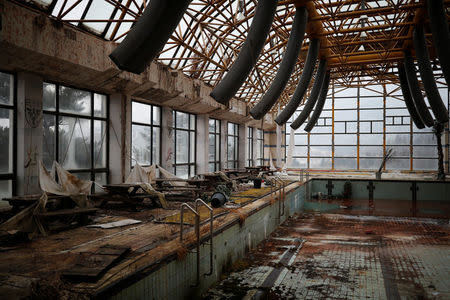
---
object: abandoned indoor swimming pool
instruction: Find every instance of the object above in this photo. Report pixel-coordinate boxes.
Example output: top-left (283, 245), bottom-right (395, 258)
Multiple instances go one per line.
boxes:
top-left (1, 178), bottom-right (448, 299)
top-left (2, 0), bottom-right (450, 299)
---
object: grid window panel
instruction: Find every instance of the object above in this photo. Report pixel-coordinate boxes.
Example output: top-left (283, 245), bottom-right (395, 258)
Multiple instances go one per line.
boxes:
top-left (42, 82), bottom-right (109, 184)
top-left (285, 84), bottom-right (449, 172)
top-left (173, 110), bottom-right (196, 178)
top-left (227, 122), bottom-right (239, 169)
top-left (131, 101), bottom-right (161, 167)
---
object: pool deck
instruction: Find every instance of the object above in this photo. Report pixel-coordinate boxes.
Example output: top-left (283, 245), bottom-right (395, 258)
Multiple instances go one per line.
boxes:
top-left (0, 182), bottom-right (300, 299)
top-left (204, 212), bottom-right (450, 299)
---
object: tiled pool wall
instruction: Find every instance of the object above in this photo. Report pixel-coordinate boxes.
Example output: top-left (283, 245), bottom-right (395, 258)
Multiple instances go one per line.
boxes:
top-left (305, 178), bottom-right (450, 217)
top-left (108, 183), bottom-right (306, 300)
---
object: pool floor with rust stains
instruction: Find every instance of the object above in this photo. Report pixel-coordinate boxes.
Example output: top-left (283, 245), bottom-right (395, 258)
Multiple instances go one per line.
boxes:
top-left (203, 213), bottom-right (450, 299)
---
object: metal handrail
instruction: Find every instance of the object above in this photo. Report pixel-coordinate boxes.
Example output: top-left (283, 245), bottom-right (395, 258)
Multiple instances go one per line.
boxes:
top-left (180, 203), bottom-right (200, 287)
top-left (195, 198), bottom-right (213, 276)
top-left (272, 176), bottom-right (285, 218)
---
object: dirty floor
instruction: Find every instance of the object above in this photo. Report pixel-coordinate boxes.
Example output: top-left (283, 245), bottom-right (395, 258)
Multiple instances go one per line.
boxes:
top-left (203, 213), bottom-right (450, 299)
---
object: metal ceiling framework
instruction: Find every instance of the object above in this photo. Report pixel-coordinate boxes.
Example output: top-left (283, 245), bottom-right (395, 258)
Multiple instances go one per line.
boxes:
top-left (12, 0), bottom-right (450, 111)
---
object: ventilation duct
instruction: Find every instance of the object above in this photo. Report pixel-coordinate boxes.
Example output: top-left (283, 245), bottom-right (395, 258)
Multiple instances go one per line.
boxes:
top-left (397, 64), bottom-right (425, 129)
top-left (426, 0), bottom-right (450, 86)
top-left (413, 25), bottom-right (449, 123)
top-left (403, 52), bottom-right (434, 127)
top-left (275, 39), bottom-right (320, 125)
top-left (304, 72), bottom-right (331, 132)
top-left (249, 7), bottom-right (308, 120)
top-left (109, 0), bottom-right (192, 74)
top-left (210, 0), bottom-right (278, 105)
top-left (291, 59), bottom-right (328, 130)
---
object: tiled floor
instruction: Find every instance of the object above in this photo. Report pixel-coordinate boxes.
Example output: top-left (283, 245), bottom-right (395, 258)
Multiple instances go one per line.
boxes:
top-left (203, 213), bottom-right (450, 299)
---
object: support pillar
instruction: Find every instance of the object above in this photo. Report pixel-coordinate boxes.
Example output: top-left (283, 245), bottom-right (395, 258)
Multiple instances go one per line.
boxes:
top-left (197, 114), bottom-right (209, 174)
top-left (16, 72), bottom-right (43, 195)
top-left (161, 106), bottom-right (174, 173)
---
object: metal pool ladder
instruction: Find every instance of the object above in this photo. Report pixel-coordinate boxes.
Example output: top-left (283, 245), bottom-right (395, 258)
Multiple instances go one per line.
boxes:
top-left (180, 203), bottom-right (200, 287)
top-left (179, 200), bottom-right (214, 287)
top-left (195, 198), bottom-right (213, 276)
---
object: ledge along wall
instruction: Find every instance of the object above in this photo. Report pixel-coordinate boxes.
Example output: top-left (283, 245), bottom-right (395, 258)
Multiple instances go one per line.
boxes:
top-left (106, 182), bottom-right (306, 299)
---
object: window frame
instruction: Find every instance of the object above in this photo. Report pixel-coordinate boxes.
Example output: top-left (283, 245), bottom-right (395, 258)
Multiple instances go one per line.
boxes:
top-left (227, 122), bottom-right (239, 169)
top-left (42, 81), bottom-right (110, 184)
top-left (247, 126), bottom-right (254, 167)
top-left (173, 110), bottom-right (197, 178)
top-left (256, 128), bottom-right (264, 166)
top-left (0, 70), bottom-right (17, 197)
top-left (208, 118), bottom-right (221, 172)
top-left (130, 100), bottom-right (162, 167)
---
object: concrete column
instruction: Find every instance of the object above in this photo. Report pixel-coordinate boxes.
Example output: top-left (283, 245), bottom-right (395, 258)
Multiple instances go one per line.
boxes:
top-left (161, 106), bottom-right (174, 173)
top-left (197, 114), bottom-right (209, 174)
top-left (16, 72), bottom-right (43, 195)
top-left (238, 124), bottom-right (246, 169)
top-left (108, 94), bottom-right (129, 183)
top-left (221, 120), bottom-right (228, 169)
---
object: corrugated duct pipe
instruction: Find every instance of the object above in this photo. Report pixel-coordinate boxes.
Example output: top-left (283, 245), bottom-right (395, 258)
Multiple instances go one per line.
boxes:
top-left (109, 0), bottom-right (192, 74)
top-left (403, 51), bottom-right (434, 127)
top-left (413, 25), bottom-right (449, 123)
top-left (249, 7), bottom-right (308, 120)
top-left (304, 71), bottom-right (331, 132)
top-left (397, 63), bottom-right (425, 129)
top-left (210, 0), bottom-right (278, 105)
top-left (426, 0), bottom-right (450, 86)
top-left (290, 59), bottom-right (328, 130)
top-left (275, 39), bottom-right (320, 125)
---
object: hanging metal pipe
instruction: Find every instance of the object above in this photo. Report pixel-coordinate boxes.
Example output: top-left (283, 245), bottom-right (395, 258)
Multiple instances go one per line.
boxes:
top-left (276, 39), bottom-right (320, 125)
top-left (403, 51), bottom-right (434, 127)
top-left (304, 71), bottom-right (331, 132)
top-left (426, 0), bottom-right (450, 86)
top-left (210, 0), bottom-right (278, 105)
top-left (397, 63), bottom-right (425, 129)
top-left (109, 0), bottom-right (192, 74)
top-left (249, 7), bottom-right (308, 120)
top-left (413, 25), bottom-right (449, 123)
top-left (291, 59), bottom-right (328, 130)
